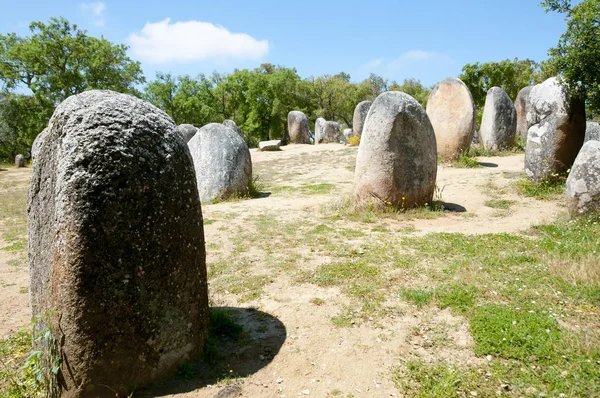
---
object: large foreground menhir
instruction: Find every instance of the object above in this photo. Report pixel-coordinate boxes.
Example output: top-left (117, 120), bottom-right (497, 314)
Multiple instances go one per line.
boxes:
top-left (27, 90), bottom-right (209, 397)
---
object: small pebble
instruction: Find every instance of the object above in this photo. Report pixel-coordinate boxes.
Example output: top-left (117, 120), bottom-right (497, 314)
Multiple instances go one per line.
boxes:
top-left (302, 390), bottom-right (310, 395)
top-left (276, 378), bottom-right (284, 384)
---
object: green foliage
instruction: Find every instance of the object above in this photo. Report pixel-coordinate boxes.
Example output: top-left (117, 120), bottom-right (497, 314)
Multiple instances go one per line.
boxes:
top-left (435, 283), bottom-right (478, 313)
top-left (543, 0), bottom-right (600, 118)
top-left (389, 78), bottom-right (431, 108)
top-left (398, 288), bottom-right (434, 306)
top-left (0, 314), bottom-right (60, 397)
top-left (0, 16), bottom-right (144, 162)
top-left (454, 150), bottom-right (481, 168)
top-left (471, 304), bottom-right (561, 360)
top-left (459, 58), bottom-right (543, 109)
top-left (515, 173), bottom-right (567, 200)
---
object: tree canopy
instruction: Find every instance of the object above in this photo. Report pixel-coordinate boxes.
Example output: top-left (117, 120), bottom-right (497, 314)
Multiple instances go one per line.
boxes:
top-left (0, 17), bottom-right (144, 161)
top-left (542, 0), bottom-right (600, 118)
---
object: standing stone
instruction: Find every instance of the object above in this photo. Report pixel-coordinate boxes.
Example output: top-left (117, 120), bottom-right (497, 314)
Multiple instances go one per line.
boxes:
top-left (28, 90), bottom-right (209, 397)
top-left (565, 140), bottom-right (600, 216)
top-left (188, 123), bottom-right (252, 202)
top-left (352, 100), bottom-right (372, 137)
top-left (177, 124), bottom-right (198, 143)
top-left (525, 77), bottom-right (586, 181)
top-left (354, 91), bottom-right (437, 208)
top-left (426, 77), bottom-right (476, 159)
top-left (585, 122), bottom-right (600, 143)
top-left (259, 140), bottom-right (281, 151)
top-left (343, 128), bottom-right (354, 140)
top-left (515, 86), bottom-right (533, 140)
top-left (480, 87), bottom-right (518, 151)
top-left (31, 128), bottom-right (49, 161)
top-left (223, 119), bottom-right (242, 136)
top-left (314, 117), bottom-right (326, 143)
top-left (287, 111), bottom-right (310, 144)
top-left (318, 121), bottom-right (340, 144)
top-left (14, 154), bottom-right (25, 167)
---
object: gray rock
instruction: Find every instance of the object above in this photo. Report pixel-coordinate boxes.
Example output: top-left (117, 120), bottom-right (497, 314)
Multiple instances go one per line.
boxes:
top-left (177, 124), bottom-right (198, 143)
top-left (31, 128), bottom-right (49, 161)
top-left (343, 128), bottom-right (354, 140)
top-left (525, 77), bottom-right (586, 181)
top-left (472, 130), bottom-right (479, 144)
top-left (14, 154), bottom-right (25, 167)
top-left (585, 122), bottom-right (600, 143)
top-left (480, 87), bottom-right (517, 151)
top-left (426, 77), bottom-right (476, 160)
top-left (259, 140), bottom-right (281, 151)
top-left (287, 111), bottom-right (310, 144)
top-left (354, 91), bottom-right (437, 208)
top-left (314, 117), bottom-right (326, 143)
top-left (188, 123), bottom-right (252, 202)
top-left (515, 86), bottom-right (533, 140)
top-left (352, 101), bottom-right (372, 137)
top-left (566, 140), bottom-right (600, 216)
top-left (28, 90), bottom-right (209, 397)
top-left (223, 119), bottom-right (242, 136)
top-left (317, 121), bottom-right (340, 144)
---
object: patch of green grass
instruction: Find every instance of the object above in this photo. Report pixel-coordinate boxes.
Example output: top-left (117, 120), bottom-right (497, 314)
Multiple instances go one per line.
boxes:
top-left (454, 150), bottom-right (481, 168)
top-left (484, 199), bottom-right (514, 209)
top-left (299, 183), bottom-right (335, 195)
top-left (516, 174), bottom-right (566, 200)
top-left (471, 304), bottom-right (561, 361)
top-left (434, 283), bottom-right (478, 313)
top-left (399, 288), bottom-right (434, 307)
top-left (393, 359), bottom-right (466, 397)
top-left (310, 298), bottom-right (325, 306)
top-left (331, 313), bottom-right (354, 328)
top-left (1, 241), bottom-right (25, 252)
top-left (203, 308), bottom-right (245, 364)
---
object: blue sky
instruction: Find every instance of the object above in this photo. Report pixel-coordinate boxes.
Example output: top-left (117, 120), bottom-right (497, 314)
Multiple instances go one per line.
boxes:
top-left (0, 0), bottom-right (570, 86)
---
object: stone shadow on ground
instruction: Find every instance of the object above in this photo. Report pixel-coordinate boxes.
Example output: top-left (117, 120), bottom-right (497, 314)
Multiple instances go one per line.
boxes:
top-left (439, 202), bottom-right (467, 212)
top-left (252, 192), bottom-right (272, 199)
top-left (477, 162), bottom-right (498, 168)
top-left (135, 306), bottom-right (286, 397)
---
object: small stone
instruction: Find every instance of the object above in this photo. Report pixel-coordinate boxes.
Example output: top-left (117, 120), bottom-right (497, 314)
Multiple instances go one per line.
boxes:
top-left (486, 355), bottom-right (493, 362)
top-left (302, 389), bottom-right (310, 395)
top-left (470, 391), bottom-right (478, 397)
top-left (276, 378), bottom-right (284, 383)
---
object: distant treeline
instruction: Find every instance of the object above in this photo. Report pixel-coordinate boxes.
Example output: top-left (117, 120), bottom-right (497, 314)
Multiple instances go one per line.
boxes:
top-left (2, 0), bottom-right (598, 162)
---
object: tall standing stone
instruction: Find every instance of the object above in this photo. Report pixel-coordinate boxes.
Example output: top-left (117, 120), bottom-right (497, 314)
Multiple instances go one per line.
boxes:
top-left (188, 123), bottom-right (252, 202)
top-left (426, 77), bottom-right (476, 160)
top-left (525, 77), bottom-right (586, 181)
top-left (585, 121), bottom-right (600, 143)
top-left (317, 121), bottom-right (340, 144)
top-left (223, 119), bottom-right (242, 136)
top-left (515, 86), bottom-right (533, 140)
top-left (28, 90), bottom-right (209, 397)
top-left (565, 140), bottom-right (600, 216)
top-left (352, 100), bottom-right (372, 137)
top-left (177, 124), bottom-right (198, 143)
top-left (480, 87), bottom-right (518, 151)
top-left (31, 128), bottom-right (49, 161)
top-left (314, 117), bottom-right (326, 143)
top-left (354, 91), bottom-right (437, 208)
top-left (287, 111), bottom-right (310, 144)
top-left (15, 154), bottom-right (25, 167)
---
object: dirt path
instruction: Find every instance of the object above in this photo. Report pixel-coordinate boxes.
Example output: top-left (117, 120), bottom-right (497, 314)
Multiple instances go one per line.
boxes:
top-left (0, 145), bottom-right (565, 397)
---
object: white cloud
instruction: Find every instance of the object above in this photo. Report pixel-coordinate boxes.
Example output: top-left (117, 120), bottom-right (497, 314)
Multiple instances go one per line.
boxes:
top-left (81, 2), bottom-right (106, 26)
top-left (128, 18), bottom-right (270, 64)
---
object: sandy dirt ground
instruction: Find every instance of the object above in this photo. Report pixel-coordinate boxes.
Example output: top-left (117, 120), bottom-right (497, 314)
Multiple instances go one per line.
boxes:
top-left (0, 144), bottom-right (564, 397)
